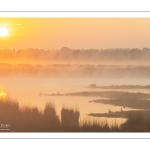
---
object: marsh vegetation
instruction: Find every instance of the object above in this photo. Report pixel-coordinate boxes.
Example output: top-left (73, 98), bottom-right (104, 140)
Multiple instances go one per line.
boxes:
top-left (1, 97), bottom-right (150, 132)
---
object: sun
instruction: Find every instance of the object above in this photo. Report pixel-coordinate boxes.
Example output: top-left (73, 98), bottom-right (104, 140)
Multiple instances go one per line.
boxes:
top-left (0, 27), bottom-right (8, 37)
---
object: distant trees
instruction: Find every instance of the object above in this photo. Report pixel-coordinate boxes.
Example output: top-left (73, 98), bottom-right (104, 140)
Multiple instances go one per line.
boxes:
top-left (0, 62), bottom-right (150, 78)
top-left (0, 47), bottom-right (150, 62)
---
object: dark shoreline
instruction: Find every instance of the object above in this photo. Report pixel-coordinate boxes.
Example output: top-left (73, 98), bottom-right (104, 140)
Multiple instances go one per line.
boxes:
top-left (88, 84), bottom-right (150, 89)
top-left (88, 110), bottom-right (150, 118)
top-left (91, 98), bottom-right (150, 109)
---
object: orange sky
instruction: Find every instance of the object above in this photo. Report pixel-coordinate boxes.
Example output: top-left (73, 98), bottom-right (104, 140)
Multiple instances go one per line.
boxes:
top-left (0, 18), bottom-right (150, 50)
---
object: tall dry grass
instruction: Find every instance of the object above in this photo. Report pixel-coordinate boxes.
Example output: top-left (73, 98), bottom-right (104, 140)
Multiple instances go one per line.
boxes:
top-left (0, 97), bottom-right (149, 132)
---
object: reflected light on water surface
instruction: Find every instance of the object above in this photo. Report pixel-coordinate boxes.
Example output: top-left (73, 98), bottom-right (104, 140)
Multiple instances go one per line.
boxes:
top-left (0, 89), bottom-right (7, 101)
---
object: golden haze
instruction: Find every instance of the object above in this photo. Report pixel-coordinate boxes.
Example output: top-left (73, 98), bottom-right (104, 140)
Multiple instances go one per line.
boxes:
top-left (0, 18), bottom-right (150, 50)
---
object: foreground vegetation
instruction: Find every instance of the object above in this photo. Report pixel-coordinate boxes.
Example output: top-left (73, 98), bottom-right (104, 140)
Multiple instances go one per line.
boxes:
top-left (0, 97), bottom-right (150, 132)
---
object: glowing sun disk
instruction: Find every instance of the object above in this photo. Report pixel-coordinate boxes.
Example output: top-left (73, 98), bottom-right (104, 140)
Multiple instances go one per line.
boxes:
top-left (0, 27), bottom-right (8, 37)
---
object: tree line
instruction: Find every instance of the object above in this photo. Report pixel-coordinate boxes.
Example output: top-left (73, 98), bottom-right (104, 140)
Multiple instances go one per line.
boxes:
top-left (0, 47), bottom-right (150, 62)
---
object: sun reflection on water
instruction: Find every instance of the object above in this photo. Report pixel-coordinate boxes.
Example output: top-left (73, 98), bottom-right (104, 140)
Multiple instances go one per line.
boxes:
top-left (0, 89), bottom-right (7, 102)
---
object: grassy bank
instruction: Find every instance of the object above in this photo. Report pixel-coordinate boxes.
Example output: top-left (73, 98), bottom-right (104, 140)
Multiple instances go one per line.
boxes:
top-left (92, 98), bottom-right (150, 109)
